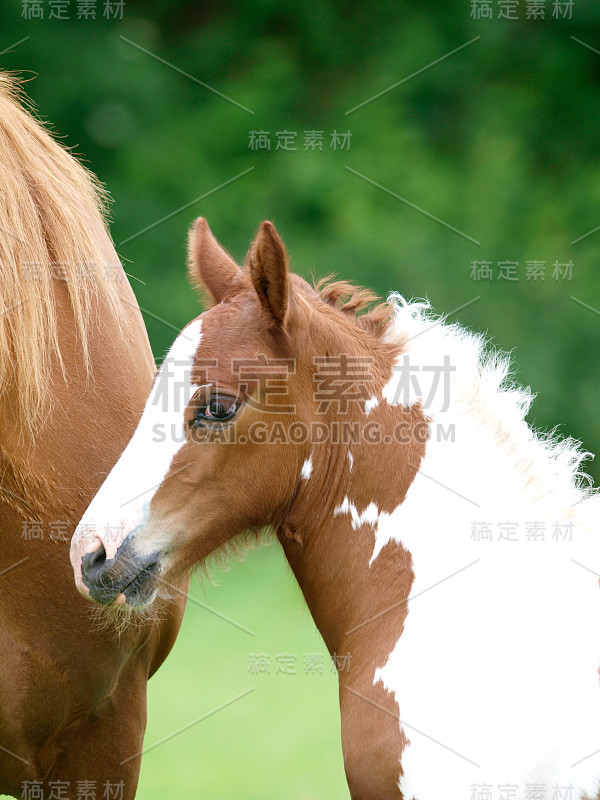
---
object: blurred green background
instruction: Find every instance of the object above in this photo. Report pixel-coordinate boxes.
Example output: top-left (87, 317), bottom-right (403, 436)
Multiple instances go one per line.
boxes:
top-left (1, 0), bottom-right (600, 796)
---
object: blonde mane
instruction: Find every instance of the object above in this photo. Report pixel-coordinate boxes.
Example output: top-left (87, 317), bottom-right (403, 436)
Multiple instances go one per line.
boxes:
top-left (0, 72), bottom-right (125, 440)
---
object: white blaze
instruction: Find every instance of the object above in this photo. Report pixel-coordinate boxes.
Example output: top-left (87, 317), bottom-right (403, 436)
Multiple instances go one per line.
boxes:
top-left (72, 318), bottom-right (203, 565)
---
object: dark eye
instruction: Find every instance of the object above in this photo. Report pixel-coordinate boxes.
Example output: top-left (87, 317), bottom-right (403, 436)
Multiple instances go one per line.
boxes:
top-left (192, 394), bottom-right (239, 427)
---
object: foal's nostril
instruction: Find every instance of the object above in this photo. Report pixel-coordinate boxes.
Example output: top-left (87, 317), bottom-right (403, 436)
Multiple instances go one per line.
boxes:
top-left (81, 543), bottom-right (107, 582)
top-left (79, 536), bottom-right (161, 606)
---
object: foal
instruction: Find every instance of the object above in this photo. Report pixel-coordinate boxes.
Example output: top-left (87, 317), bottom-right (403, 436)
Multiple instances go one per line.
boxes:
top-left (71, 218), bottom-right (600, 800)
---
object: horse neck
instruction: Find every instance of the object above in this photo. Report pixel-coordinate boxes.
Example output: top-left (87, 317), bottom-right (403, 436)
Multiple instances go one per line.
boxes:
top-left (277, 394), bottom-right (427, 678)
top-left (1, 274), bottom-right (154, 524)
top-left (275, 326), bottom-right (590, 677)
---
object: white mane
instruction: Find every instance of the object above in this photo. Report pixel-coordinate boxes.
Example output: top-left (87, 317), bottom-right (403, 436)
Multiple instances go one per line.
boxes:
top-left (383, 293), bottom-right (595, 515)
top-left (372, 296), bottom-right (600, 800)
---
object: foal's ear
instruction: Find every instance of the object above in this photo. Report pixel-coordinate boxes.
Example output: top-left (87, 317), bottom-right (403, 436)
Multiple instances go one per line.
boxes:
top-left (188, 217), bottom-right (243, 304)
top-left (246, 221), bottom-right (289, 326)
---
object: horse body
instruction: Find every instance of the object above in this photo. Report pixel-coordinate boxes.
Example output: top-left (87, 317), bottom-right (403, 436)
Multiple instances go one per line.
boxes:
top-left (0, 75), bottom-right (187, 794)
top-left (70, 218), bottom-right (600, 799)
top-left (351, 301), bottom-right (600, 799)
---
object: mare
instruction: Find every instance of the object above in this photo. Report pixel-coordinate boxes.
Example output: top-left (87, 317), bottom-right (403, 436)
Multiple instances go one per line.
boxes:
top-left (71, 217), bottom-right (600, 800)
top-left (0, 73), bottom-right (187, 795)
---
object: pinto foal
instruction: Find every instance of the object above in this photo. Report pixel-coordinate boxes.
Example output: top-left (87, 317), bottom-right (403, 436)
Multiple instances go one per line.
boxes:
top-left (72, 219), bottom-right (600, 800)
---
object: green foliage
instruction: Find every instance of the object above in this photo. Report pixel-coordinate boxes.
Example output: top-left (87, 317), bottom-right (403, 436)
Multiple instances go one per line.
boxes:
top-left (3, 1), bottom-right (599, 470)
top-left (139, 546), bottom-right (349, 798)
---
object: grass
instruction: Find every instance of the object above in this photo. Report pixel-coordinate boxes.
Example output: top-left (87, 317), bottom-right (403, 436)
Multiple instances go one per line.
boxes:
top-left (132, 542), bottom-right (349, 799)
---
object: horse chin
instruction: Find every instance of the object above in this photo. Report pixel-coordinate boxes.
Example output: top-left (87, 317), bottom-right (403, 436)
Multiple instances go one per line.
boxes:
top-left (110, 562), bottom-right (161, 610)
top-left (119, 585), bottom-right (159, 610)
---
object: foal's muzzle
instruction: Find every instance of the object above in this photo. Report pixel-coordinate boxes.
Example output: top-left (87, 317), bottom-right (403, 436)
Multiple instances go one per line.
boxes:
top-left (80, 536), bottom-right (161, 607)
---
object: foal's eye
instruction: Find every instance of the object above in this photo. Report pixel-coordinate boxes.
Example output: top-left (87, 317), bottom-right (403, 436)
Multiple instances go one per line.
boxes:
top-left (191, 394), bottom-right (239, 427)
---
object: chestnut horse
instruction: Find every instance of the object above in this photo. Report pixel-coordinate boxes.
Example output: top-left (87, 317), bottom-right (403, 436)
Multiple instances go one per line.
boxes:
top-left (71, 218), bottom-right (600, 800)
top-left (0, 74), bottom-right (186, 795)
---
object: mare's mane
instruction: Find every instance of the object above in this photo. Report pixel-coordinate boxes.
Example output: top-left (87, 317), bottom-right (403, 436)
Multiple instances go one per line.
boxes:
top-left (0, 72), bottom-right (126, 441)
